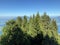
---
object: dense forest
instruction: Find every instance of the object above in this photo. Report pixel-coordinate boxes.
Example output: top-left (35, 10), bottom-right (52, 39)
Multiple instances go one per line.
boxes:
top-left (0, 12), bottom-right (60, 45)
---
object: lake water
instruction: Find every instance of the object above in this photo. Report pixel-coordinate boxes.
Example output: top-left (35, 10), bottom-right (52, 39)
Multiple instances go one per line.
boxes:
top-left (0, 16), bottom-right (60, 35)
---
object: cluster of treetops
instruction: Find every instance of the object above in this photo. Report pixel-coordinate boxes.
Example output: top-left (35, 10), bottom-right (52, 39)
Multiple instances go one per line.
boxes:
top-left (0, 12), bottom-right (60, 45)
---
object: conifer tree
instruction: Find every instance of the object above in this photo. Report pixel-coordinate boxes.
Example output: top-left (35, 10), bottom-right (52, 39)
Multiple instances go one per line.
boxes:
top-left (51, 19), bottom-right (58, 31)
top-left (16, 16), bottom-right (22, 27)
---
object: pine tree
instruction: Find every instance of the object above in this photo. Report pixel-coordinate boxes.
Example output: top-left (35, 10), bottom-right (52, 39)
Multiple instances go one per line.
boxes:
top-left (22, 15), bottom-right (28, 34)
top-left (34, 12), bottom-right (41, 34)
top-left (51, 19), bottom-right (58, 31)
top-left (16, 16), bottom-right (22, 27)
top-left (41, 12), bottom-right (51, 31)
top-left (27, 16), bottom-right (37, 37)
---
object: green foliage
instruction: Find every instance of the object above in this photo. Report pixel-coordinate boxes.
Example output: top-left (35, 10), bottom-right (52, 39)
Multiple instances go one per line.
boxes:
top-left (0, 12), bottom-right (60, 45)
top-left (16, 16), bottom-right (22, 26)
top-left (51, 19), bottom-right (58, 31)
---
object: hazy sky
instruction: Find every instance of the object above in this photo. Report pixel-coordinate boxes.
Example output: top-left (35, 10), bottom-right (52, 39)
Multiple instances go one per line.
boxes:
top-left (0, 0), bottom-right (60, 16)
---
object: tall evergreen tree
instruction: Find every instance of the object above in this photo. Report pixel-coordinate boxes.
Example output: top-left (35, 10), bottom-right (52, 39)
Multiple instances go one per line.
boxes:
top-left (16, 16), bottom-right (22, 27)
top-left (51, 19), bottom-right (58, 31)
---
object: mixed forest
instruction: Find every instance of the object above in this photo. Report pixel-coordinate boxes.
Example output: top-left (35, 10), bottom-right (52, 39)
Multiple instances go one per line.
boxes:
top-left (0, 12), bottom-right (60, 45)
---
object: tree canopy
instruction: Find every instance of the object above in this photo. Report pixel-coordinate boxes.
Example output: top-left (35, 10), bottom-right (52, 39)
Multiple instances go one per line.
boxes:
top-left (0, 12), bottom-right (60, 45)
